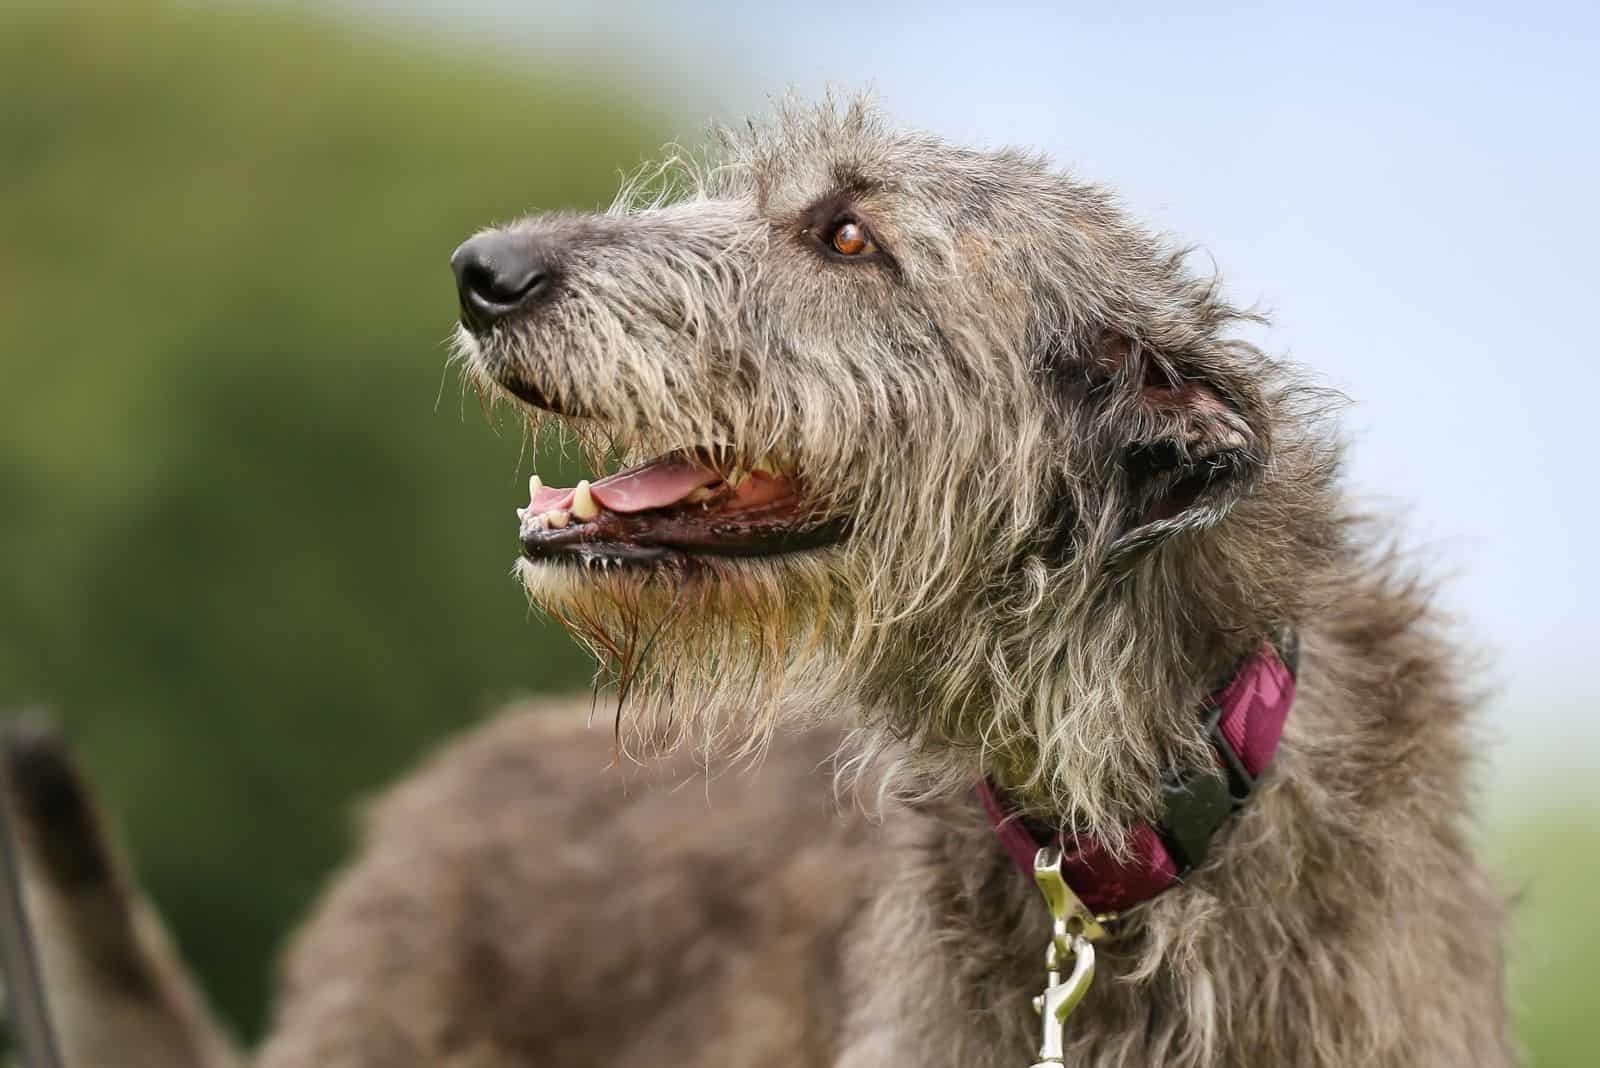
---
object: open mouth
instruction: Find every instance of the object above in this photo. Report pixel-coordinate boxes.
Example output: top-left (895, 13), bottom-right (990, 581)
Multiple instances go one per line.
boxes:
top-left (516, 448), bottom-right (846, 566)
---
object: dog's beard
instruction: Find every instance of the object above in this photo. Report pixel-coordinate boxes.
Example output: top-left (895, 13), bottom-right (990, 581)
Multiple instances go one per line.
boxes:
top-left (517, 553), bottom-right (845, 762)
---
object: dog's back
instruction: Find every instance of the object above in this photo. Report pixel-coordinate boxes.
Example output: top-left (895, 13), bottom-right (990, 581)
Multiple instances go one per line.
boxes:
top-left (5, 703), bottom-right (875, 1067)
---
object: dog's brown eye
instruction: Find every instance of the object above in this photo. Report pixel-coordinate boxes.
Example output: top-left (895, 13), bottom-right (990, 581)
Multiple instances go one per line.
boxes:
top-left (831, 220), bottom-right (874, 256)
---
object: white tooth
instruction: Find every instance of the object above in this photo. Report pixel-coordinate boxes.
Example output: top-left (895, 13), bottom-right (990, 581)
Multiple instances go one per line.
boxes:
top-left (571, 479), bottom-right (600, 520)
top-left (544, 509), bottom-right (570, 529)
top-left (516, 506), bottom-right (528, 520)
top-left (752, 457), bottom-right (778, 476)
top-left (728, 466), bottom-right (748, 488)
top-left (528, 474), bottom-right (543, 499)
top-left (685, 485), bottom-right (717, 503)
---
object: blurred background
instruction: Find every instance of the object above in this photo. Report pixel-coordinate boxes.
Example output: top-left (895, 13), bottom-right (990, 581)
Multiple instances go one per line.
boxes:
top-left (1, 0), bottom-right (1594, 1061)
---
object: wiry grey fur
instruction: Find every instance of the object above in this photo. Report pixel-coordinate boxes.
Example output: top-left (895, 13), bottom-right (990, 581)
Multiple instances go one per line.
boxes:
top-left (8, 96), bottom-right (1515, 1066)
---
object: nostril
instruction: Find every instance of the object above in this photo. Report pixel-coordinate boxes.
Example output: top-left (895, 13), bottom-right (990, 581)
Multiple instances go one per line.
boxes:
top-left (462, 260), bottom-right (545, 307)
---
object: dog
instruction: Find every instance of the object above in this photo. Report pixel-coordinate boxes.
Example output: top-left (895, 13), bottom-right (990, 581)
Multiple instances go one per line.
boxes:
top-left (8, 96), bottom-right (1515, 1067)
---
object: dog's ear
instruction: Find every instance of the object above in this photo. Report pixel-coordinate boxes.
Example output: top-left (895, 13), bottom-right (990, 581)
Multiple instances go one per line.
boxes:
top-left (1093, 330), bottom-right (1267, 567)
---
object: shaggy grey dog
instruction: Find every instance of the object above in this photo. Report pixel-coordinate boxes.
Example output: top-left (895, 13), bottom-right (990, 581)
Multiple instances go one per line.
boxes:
top-left (8, 98), bottom-right (1515, 1066)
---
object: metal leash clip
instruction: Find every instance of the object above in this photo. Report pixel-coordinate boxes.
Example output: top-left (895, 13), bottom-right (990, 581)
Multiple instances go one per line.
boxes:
top-left (1027, 846), bottom-right (1102, 1068)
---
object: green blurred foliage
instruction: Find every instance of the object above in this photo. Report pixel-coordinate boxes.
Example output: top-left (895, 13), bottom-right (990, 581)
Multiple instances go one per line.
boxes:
top-left (0, 0), bottom-right (658, 1037)
top-left (1489, 802), bottom-right (1598, 1067)
top-left (0, 3), bottom-right (1594, 1063)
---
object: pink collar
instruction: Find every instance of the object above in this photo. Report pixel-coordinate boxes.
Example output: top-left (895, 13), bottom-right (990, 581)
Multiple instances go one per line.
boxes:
top-left (977, 639), bottom-right (1297, 916)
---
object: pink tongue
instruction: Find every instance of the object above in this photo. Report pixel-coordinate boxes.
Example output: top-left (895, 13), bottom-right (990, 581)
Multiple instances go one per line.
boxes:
top-left (593, 457), bottom-right (720, 512)
top-left (529, 484), bottom-right (574, 513)
top-left (529, 457), bottom-right (721, 515)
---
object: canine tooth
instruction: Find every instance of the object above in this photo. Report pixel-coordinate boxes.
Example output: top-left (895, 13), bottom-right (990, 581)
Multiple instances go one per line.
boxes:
top-left (571, 479), bottom-right (600, 520)
top-left (752, 457), bottom-right (778, 476)
top-left (728, 466), bottom-right (748, 488)
top-left (528, 474), bottom-right (543, 499)
top-left (685, 485), bottom-right (717, 503)
top-left (544, 509), bottom-right (570, 529)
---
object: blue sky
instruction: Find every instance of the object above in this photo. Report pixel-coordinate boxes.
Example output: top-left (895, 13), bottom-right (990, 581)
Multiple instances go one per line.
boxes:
top-left (327, 0), bottom-right (1599, 791)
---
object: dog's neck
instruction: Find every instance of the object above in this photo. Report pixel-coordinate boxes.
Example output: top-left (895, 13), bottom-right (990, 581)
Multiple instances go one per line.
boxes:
top-left (984, 431), bottom-right (1337, 844)
top-left (975, 635), bottom-right (1297, 917)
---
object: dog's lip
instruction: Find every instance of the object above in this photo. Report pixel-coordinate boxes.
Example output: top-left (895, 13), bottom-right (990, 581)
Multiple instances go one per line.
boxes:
top-left (520, 488), bottom-right (848, 561)
top-left (520, 509), bottom-right (847, 562)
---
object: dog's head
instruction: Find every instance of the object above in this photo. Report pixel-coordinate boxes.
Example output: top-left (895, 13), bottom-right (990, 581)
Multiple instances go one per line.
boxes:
top-left (453, 98), bottom-right (1322, 820)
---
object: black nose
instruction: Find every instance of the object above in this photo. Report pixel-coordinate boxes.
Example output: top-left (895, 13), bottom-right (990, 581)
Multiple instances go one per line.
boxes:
top-left (450, 231), bottom-right (555, 330)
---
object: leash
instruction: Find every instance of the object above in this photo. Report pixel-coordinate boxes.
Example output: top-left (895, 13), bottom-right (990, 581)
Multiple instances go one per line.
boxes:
top-left (0, 717), bottom-right (65, 1068)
